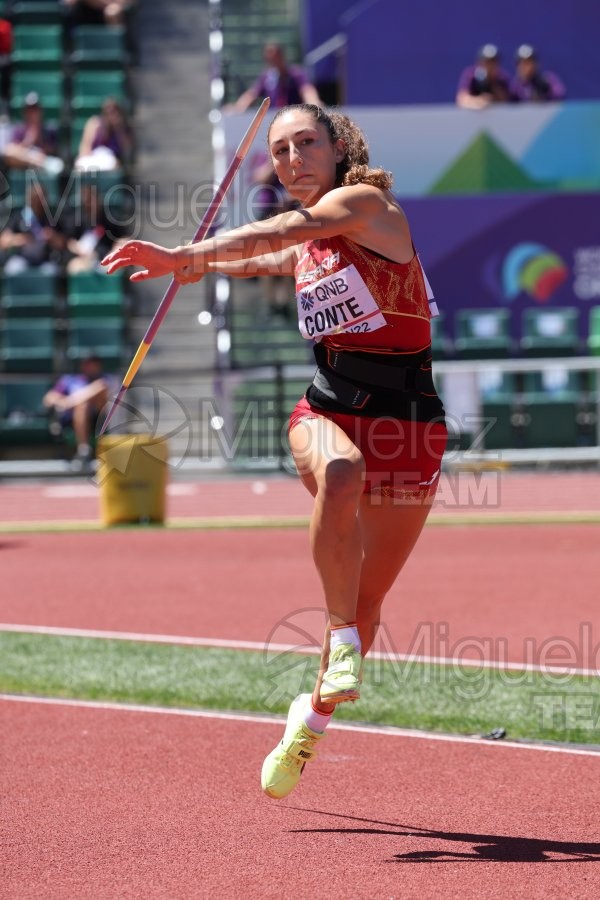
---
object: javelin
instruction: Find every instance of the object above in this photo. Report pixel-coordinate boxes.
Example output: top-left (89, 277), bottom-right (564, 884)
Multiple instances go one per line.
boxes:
top-left (98, 97), bottom-right (271, 436)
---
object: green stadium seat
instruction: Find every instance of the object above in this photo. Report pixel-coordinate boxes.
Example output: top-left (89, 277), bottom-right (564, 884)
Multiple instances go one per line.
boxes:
top-left (231, 376), bottom-right (307, 460)
top-left (520, 307), bottom-right (580, 357)
top-left (0, 379), bottom-right (52, 445)
top-left (521, 368), bottom-right (580, 447)
top-left (66, 317), bottom-right (125, 368)
top-left (70, 25), bottom-right (127, 68)
top-left (71, 69), bottom-right (127, 116)
top-left (454, 308), bottom-right (512, 359)
top-left (1, 270), bottom-right (57, 317)
top-left (64, 168), bottom-right (134, 224)
top-left (231, 322), bottom-right (311, 367)
top-left (67, 270), bottom-right (125, 318)
top-left (10, 2), bottom-right (63, 26)
top-left (11, 25), bottom-right (63, 69)
top-left (0, 319), bottom-right (56, 373)
top-left (478, 370), bottom-right (521, 450)
top-left (7, 169), bottom-right (61, 211)
top-left (10, 69), bottom-right (64, 119)
top-left (587, 306), bottom-right (600, 356)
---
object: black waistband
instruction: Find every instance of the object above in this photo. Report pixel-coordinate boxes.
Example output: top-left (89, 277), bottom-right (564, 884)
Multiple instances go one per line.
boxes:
top-left (313, 343), bottom-right (435, 393)
top-left (308, 343), bottom-right (444, 421)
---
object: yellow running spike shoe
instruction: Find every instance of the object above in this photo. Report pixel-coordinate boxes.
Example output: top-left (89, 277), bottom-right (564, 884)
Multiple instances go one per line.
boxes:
top-left (320, 642), bottom-right (363, 703)
top-left (261, 694), bottom-right (325, 799)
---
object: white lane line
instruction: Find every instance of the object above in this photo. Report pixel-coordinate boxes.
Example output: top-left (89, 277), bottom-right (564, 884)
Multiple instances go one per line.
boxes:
top-left (1, 693), bottom-right (599, 758)
top-left (42, 484), bottom-right (197, 499)
top-left (1, 623), bottom-right (599, 678)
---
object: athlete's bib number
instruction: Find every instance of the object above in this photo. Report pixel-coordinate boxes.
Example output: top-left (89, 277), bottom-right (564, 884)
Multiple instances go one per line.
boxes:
top-left (296, 264), bottom-right (386, 340)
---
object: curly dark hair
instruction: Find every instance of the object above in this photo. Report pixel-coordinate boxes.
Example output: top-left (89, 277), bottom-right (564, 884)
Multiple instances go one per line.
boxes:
top-left (267, 104), bottom-right (393, 190)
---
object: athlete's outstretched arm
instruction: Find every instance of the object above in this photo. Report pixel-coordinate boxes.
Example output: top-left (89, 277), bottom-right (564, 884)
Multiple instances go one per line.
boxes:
top-left (177, 244), bottom-right (299, 284)
top-left (101, 185), bottom-right (401, 282)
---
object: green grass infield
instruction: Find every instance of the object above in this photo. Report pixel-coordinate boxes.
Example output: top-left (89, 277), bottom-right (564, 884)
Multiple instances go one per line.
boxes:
top-left (1, 631), bottom-right (599, 746)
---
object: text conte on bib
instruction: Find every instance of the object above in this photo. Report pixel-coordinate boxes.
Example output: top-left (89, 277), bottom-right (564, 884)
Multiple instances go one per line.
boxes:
top-left (296, 263), bottom-right (387, 340)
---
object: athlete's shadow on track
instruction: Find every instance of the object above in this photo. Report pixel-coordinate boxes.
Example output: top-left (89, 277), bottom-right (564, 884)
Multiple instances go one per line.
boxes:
top-left (288, 808), bottom-right (600, 862)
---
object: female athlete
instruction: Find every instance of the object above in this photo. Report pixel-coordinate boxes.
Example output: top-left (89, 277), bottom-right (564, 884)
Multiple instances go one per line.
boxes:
top-left (103, 104), bottom-right (448, 799)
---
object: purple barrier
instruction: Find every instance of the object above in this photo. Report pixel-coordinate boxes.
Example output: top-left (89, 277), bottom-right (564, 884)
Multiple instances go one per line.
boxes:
top-left (402, 193), bottom-right (600, 343)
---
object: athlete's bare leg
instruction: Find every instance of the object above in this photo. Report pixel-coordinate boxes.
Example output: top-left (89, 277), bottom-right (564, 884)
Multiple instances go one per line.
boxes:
top-left (310, 493), bottom-right (435, 712)
top-left (289, 416), bottom-right (365, 630)
top-left (290, 415), bottom-right (437, 713)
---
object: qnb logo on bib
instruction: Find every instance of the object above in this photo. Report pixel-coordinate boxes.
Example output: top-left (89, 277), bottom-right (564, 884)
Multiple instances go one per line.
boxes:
top-left (296, 264), bottom-right (386, 340)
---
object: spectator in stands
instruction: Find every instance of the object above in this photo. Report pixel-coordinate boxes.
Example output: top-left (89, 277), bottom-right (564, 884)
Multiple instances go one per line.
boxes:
top-left (62, 0), bottom-right (133, 27)
top-left (0, 179), bottom-right (66, 275)
top-left (74, 97), bottom-right (133, 172)
top-left (510, 44), bottom-right (566, 102)
top-left (456, 44), bottom-right (511, 109)
top-left (43, 353), bottom-right (112, 472)
top-left (226, 42), bottom-right (322, 113)
top-left (66, 181), bottom-right (129, 274)
top-left (2, 92), bottom-right (64, 174)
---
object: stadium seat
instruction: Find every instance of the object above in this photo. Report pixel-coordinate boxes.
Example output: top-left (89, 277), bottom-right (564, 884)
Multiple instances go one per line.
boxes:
top-left (587, 306), bottom-right (600, 356)
top-left (9, 2), bottom-right (63, 26)
top-left (0, 379), bottom-right (52, 446)
top-left (70, 26), bottom-right (127, 68)
top-left (66, 270), bottom-right (125, 318)
top-left (231, 377), bottom-right (308, 460)
top-left (453, 308), bottom-right (512, 359)
top-left (231, 321), bottom-right (311, 367)
top-left (7, 169), bottom-right (61, 211)
top-left (520, 307), bottom-right (580, 357)
top-left (478, 370), bottom-right (522, 450)
top-left (1, 270), bottom-right (57, 317)
top-left (0, 319), bottom-right (56, 373)
top-left (71, 69), bottom-right (127, 116)
top-left (11, 25), bottom-right (63, 69)
top-left (520, 369), bottom-right (580, 447)
top-left (10, 69), bottom-right (64, 118)
top-left (66, 317), bottom-right (125, 368)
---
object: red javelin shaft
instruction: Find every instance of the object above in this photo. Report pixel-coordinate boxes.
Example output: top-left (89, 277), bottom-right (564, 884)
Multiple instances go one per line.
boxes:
top-left (99, 97), bottom-right (271, 436)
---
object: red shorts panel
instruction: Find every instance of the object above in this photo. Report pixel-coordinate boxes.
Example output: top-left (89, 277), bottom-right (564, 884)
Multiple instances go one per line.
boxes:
top-left (289, 396), bottom-right (448, 499)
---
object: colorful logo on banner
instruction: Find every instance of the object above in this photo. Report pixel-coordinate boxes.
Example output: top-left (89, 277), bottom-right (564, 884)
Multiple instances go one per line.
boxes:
top-left (502, 243), bottom-right (568, 302)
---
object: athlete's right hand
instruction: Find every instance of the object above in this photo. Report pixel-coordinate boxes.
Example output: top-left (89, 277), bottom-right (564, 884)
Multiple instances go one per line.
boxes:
top-left (102, 240), bottom-right (177, 282)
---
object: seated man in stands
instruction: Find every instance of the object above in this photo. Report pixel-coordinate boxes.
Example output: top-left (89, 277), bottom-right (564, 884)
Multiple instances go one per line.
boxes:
top-left (510, 44), bottom-right (566, 102)
top-left (456, 44), bottom-right (511, 109)
top-left (2, 92), bottom-right (64, 174)
top-left (43, 354), bottom-right (112, 472)
top-left (0, 179), bottom-right (67, 275)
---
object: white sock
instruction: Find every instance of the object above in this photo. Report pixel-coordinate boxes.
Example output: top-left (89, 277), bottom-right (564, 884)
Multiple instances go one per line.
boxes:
top-left (330, 623), bottom-right (361, 653)
top-left (301, 694), bottom-right (333, 733)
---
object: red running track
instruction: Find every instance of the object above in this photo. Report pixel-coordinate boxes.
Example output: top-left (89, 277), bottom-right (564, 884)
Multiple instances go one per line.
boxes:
top-left (1, 525), bottom-right (598, 667)
top-left (2, 474), bottom-right (599, 898)
top-left (2, 697), bottom-right (599, 899)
